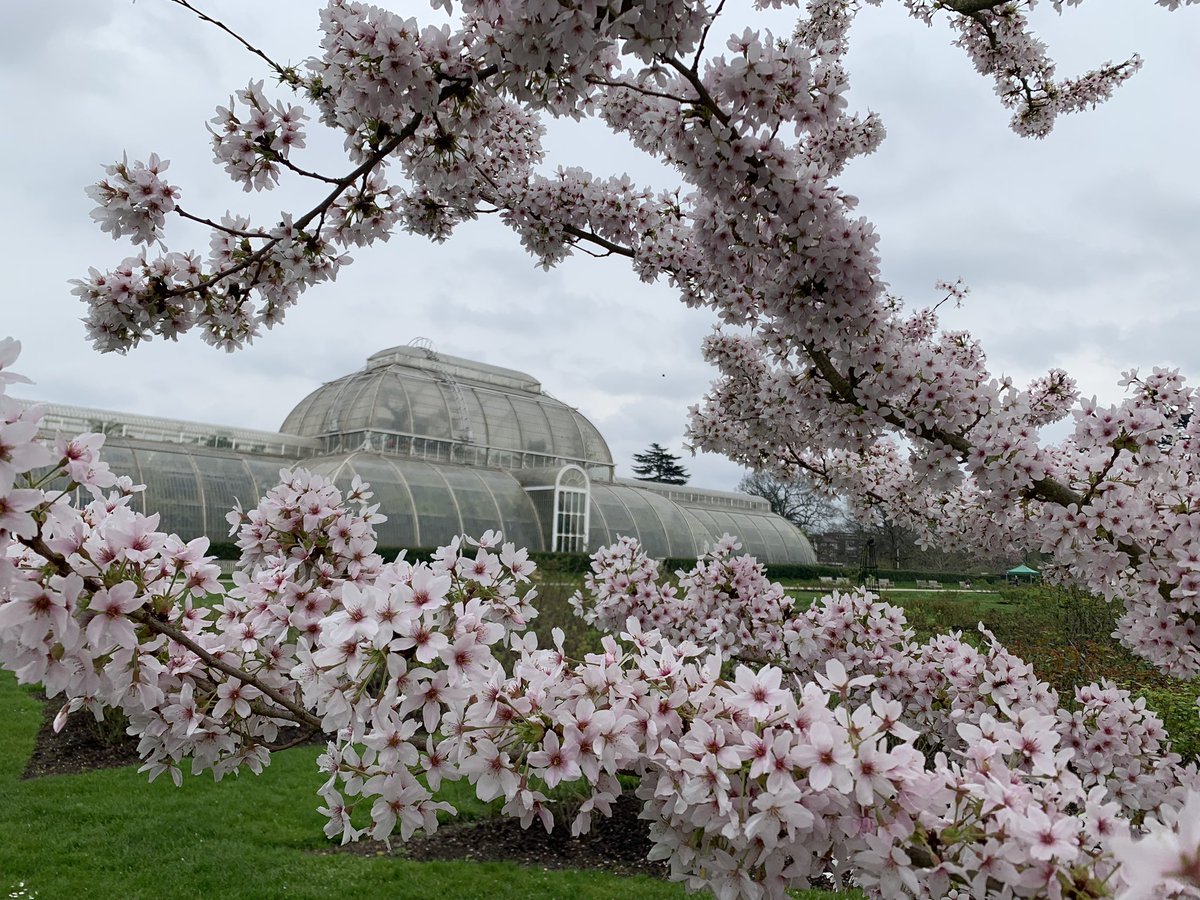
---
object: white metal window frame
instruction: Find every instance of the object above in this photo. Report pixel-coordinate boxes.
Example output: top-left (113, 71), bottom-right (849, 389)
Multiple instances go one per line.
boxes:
top-left (552, 465), bottom-right (590, 553)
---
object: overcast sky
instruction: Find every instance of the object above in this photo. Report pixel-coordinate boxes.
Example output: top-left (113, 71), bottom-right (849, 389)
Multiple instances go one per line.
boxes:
top-left (3, 0), bottom-right (1198, 491)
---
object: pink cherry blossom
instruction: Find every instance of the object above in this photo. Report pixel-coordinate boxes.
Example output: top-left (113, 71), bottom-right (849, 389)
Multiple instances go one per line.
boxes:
top-left (8, 1), bottom-right (1200, 894)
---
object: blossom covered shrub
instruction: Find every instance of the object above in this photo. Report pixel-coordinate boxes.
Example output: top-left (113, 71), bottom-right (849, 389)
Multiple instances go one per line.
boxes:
top-left (7, 0), bottom-right (1200, 895)
top-left (2, 346), bottom-right (1200, 897)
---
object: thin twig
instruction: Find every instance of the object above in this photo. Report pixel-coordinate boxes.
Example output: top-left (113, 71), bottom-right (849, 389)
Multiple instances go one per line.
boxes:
top-left (128, 613), bottom-right (322, 730)
top-left (663, 56), bottom-right (731, 126)
top-left (176, 207), bottom-right (270, 239)
top-left (166, 0), bottom-right (295, 83)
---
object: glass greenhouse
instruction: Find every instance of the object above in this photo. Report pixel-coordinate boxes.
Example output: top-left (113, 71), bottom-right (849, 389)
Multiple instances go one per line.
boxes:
top-left (25, 343), bottom-right (816, 564)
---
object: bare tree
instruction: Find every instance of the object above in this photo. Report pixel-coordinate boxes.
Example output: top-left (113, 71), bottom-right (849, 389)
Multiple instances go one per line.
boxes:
top-left (737, 471), bottom-right (844, 534)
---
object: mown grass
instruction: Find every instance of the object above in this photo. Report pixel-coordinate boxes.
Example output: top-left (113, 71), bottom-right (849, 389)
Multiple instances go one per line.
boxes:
top-left (0, 672), bottom-right (862, 899)
top-left (0, 672), bottom-right (693, 900)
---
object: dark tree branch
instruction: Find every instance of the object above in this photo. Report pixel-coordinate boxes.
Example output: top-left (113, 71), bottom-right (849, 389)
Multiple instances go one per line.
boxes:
top-left (19, 533), bottom-right (322, 731)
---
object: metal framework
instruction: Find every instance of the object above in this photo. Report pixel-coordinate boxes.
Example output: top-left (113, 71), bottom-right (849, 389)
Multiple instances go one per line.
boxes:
top-left (21, 345), bottom-right (818, 564)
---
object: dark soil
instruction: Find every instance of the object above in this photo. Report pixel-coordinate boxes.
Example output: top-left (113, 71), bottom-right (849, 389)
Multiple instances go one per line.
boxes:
top-left (22, 694), bottom-right (140, 779)
top-left (23, 694), bottom-right (669, 879)
top-left (327, 793), bottom-right (668, 879)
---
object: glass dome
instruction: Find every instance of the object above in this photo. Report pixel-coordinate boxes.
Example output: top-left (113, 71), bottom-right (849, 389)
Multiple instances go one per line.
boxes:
top-left (281, 345), bottom-right (614, 475)
top-left (20, 349), bottom-right (820, 567)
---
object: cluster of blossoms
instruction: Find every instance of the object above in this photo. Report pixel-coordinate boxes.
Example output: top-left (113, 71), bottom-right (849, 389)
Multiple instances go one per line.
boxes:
top-left (3, 333), bottom-right (1200, 895)
top-left (691, 329), bottom-right (1200, 680)
top-left (570, 534), bottom-right (791, 660)
top-left (28, 0), bottom-right (1200, 895)
top-left (84, 153), bottom-right (179, 246)
top-left (210, 79), bottom-right (308, 191)
top-left (65, 2), bottom-right (1200, 683)
top-left (3, 373), bottom-right (1199, 897)
top-left (570, 536), bottom-right (1200, 896)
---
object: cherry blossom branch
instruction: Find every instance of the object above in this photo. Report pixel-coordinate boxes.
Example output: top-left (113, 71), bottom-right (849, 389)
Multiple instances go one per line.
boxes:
top-left (802, 344), bottom-right (1086, 509)
top-left (175, 207), bottom-right (269, 239)
top-left (154, 120), bottom-right (416, 302)
top-left (941, 0), bottom-right (1014, 13)
top-left (787, 345), bottom-right (1180, 605)
top-left (18, 533), bottom-right (321, 730)
top-left (22, 533), bottom-right (103, 592)
top-left (692, 0), bottom-right (728, 72)
top-left (584, 74), bottom-right (694, 106)
top-left (260, 726), bottom-right (323, 752)
top-left (272, 154), bottom-right (344, 186)
top-left (662, 55), bottom-right (731, 126)
top-left (146, 59), bottom-right (501, 308)
top-left (129, 610), bottom-right (321, 729)
top-left (560, 223), bottom-right (636, 258)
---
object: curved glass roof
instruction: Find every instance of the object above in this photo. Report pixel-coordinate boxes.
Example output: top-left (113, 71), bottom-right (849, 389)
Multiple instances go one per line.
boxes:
top-left (304, 451), bottom-right (545, 552)
top-left (281, 346), bottom-right (613, 473)
top-left (48, 438), bottom-right (814, 565)
top-left (22, 346), bottom-right (817, 566)
top-left (589, 482), bottom-right (816, 564)
top-left (81, 442), bottom-right (292, 543)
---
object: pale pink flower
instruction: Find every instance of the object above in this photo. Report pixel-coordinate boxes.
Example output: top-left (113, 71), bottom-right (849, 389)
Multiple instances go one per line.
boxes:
top-left (86, 582), bottom-right (144, 650)
top-left (729, 664), bottom-right (788, 719)
top-left (527, 730), bottom-right (581, 789)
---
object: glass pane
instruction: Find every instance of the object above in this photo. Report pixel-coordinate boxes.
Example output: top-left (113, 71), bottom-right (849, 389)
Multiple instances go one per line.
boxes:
top-left (439, 467), bottom-right (502, 540)
top-left (476, 392), bottom-right (522, 454)
top-left (395, 460), bottom-right (460, 547)
top-left (345, 456), bottom-right (420, 549)
top-left (509, 397), bottom-right (551, 456)
top-left (477, 469), bottom-right (544, 551)
top-left (134, 447), bottom-right (205, 540)
top-left (194, 453), bottom-right (257, 536)
top-left (372, 370), bottom-right (413, 434)
top-left (545, 405), bottom-right (585, 460)
top-left (408, 381), bottom-right (452, 440)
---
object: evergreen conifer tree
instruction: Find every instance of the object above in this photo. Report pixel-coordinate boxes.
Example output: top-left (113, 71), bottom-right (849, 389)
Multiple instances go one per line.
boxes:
top-left (631, 443), bottom-right (690, 485)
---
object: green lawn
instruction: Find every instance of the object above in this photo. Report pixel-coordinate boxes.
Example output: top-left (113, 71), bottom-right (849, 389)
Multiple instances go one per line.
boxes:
top-left (0, 671), bottom-right (862, 899)
top-left (0, 672), bottom-right (694, 900)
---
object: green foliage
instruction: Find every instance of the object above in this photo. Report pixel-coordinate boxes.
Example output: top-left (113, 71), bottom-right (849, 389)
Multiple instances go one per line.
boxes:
top-left (82, 707), bottom-right (133, 750)
top-left (758, 562), bottom-right (1002, 583)
top-left (496, 577), bottom-right (604, 664)
top-left (206, 541), bottom-right (241, 560)
top-left (1139, 686), bottom-right (1200, 764)
top-left (631, 442), bottom-right (690, 485)
top-left (529, 551), bottom-right (595, 575)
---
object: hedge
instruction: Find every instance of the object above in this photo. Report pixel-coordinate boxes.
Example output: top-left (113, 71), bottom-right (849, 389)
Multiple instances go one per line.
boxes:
top-left (207, 541), bottom-right (996, 585)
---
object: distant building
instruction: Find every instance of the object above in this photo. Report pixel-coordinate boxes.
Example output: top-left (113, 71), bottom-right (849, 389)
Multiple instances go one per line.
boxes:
top-left (27, 344), bottom-right (816, 563)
